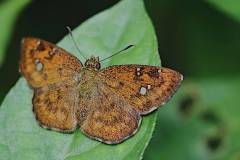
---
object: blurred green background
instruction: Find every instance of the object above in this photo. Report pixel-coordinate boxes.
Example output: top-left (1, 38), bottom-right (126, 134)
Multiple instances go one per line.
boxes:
top-left (0, 0), bottom-right (239, 159)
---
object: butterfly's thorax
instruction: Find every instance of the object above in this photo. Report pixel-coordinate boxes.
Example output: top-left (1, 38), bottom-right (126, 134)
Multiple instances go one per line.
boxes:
top-left (80, 68), bottom-right (98, 82)
top-left (76, 57), bottom-right (102, 91)
top-left (77, 68), bottom-right (100, 93)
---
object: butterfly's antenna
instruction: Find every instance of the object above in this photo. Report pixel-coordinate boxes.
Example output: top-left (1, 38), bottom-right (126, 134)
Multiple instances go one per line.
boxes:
top-left (66, 26), bottom-right (87, 60)
top-left (100, 45), bottom-right (135, 62)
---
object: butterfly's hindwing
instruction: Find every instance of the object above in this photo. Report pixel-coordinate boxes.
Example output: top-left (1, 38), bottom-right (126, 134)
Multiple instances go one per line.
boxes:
top-left (33, 80), bottom-right (78, 132)
top-left (77, 81), bottom-right (141, 144)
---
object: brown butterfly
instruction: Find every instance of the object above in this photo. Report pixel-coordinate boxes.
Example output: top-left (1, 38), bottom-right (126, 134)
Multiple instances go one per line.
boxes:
top-left (19, 37), bottom-right (183, 144)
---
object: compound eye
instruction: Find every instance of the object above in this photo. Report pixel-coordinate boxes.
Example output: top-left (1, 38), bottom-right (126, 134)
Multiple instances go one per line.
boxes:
top-left (96, 62), bottom-right (101, 70)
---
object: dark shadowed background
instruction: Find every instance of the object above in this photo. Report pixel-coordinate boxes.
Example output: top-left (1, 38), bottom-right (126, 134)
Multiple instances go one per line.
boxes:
top-left (0, 0), bottom-right (240, 159)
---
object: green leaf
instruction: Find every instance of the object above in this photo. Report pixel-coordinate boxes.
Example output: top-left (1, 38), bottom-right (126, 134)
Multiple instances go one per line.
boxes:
top-left (0, 0), bottom-right (31, 66)
top-left (144, 77), bottom-right (240, 160)
top-left (0, 0), bottom-right (160, 159)
top-left (206, 0), bottom-right (240, 22)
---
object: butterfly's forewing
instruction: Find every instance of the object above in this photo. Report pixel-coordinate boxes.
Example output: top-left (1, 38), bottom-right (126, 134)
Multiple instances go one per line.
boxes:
top-left (20, 37), bottom-right (83, 132)
top-left (77, 82), bottom-right (141, 144)
top-left (98, 65), bottom-right (183, 114)
top-left (20, 37), bottom-right (83, 88)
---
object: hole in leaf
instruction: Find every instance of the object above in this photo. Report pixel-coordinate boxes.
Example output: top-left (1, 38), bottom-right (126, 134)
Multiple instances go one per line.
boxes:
top-left (200, 109), bottom-right (220, 124)
top-left (206, 135), bottom-right (222, 152)
top-left (178, 95), bottom-right (195, 116)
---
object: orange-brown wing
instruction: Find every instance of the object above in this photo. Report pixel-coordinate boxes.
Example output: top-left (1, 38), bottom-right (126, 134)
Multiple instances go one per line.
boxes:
top-left (98, 65), bottom-right (183, 114)
top-left (19, 37), bottom-right (83, 88)
top-left (77, 83), bottom-right (141, 144)
top-left (33, 79), bottom-right (78, 132)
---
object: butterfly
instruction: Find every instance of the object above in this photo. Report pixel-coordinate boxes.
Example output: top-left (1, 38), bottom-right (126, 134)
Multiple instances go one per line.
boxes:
top-left (19, 37), bottom-right (183, 144)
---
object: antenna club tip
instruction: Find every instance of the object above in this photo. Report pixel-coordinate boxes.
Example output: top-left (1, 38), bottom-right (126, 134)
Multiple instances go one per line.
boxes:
top-left (124, 44), bottom-right (135, 50)
top-left (66, 26), bottom-right (72, 32)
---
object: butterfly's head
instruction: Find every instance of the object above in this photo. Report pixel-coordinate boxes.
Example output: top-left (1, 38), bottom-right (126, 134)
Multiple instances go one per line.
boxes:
top-left (84, 56), bottom-right (101, 70)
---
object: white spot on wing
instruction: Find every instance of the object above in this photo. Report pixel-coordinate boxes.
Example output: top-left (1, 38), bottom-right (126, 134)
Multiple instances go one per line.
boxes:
top-left (50, 47), bottom-right (57, 55)
top-left (53, 47), bottom-right (57, 52)
top-left (180, 74), bottom-right (184, 81)
top-left (49, 51), bottom-right (54, 56)
top-left (139, 87), bottom-right (147, 95)
top-left (36, 62), bottom-right (43, 71)
top-left (21, 39), bottom-right (25, 44)
top-left (147, 85), bottom-right (151, 89)
top-left (136, 67), bottom-right (142, 76)
top-left (35, 59), bottom-right (43, 71)
top-left (35, 40), bottom-right (41, 49)
top-left (34, 59), bottom-right (40, 64)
